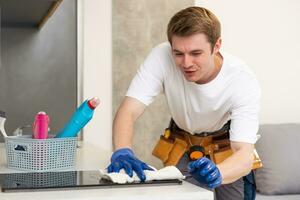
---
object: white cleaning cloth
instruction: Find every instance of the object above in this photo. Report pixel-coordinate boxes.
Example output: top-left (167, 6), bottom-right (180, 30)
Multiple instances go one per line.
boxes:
top-left (99, 166), bottom-right (185, 184)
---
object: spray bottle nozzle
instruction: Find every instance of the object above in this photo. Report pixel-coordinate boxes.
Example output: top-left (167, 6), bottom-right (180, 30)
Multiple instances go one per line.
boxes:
top-left (87, 97), bottom-right (100, 109)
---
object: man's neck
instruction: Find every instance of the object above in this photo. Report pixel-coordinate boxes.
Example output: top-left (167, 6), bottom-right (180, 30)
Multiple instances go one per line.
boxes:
top-left (196, 52), bottom-right (223, 84)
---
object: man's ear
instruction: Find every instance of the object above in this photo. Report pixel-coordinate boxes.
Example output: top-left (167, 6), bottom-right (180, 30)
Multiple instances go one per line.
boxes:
top-left (213, 37), bottom-right (222, 54)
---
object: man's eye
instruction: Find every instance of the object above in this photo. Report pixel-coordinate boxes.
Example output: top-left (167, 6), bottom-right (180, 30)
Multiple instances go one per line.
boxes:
top-left (192, 52), bottom-right (201, 56)
top-left (174, 53), bottom-right (183, 56)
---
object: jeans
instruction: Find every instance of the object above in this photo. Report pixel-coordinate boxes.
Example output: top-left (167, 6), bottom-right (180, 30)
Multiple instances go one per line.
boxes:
top-left (176, 153), bottom-right (256, 200)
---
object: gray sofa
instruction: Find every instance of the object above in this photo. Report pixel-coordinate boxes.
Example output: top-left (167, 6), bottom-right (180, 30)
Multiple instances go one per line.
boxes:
top-left (255, 124), bottom-right (300, 200)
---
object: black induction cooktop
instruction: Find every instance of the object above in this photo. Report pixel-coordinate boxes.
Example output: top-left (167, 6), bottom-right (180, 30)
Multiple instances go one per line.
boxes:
top-left (0, 170), bottom-right (182, 192)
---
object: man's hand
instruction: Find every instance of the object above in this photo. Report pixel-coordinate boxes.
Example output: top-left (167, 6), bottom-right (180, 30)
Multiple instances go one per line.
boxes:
top-left (107, 148), bottom-right (153, 182)
top-left (188, 157), bottom-right (222, 189)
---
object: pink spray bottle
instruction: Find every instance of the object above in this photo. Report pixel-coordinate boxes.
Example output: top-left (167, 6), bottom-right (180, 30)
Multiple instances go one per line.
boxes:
top-left (33, 111), bottom-right (49, 139)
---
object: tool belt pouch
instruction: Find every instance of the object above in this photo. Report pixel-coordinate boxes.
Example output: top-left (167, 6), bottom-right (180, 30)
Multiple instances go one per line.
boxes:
top-left (213, 148), bottom-right (262, 170)
top-left (208, 133), bottom-right (232, 164)
top-left (205, 133), bottom-right (263, 170)
top-left (213, 148), bottom-right (233, 164)
top-left (152, 136), bottom-right (187, 166)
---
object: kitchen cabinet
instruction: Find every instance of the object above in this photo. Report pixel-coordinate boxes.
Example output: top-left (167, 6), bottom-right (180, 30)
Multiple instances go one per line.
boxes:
top-left (0, 0), bottom-right (62, 28)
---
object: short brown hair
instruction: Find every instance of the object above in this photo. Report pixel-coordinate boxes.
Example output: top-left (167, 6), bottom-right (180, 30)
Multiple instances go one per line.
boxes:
top-left (167, 6), bottom-right (221, 50)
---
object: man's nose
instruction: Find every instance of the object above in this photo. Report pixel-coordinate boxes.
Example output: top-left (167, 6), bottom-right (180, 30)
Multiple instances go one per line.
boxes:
top-left (182, 55), bottom-right (193, 68)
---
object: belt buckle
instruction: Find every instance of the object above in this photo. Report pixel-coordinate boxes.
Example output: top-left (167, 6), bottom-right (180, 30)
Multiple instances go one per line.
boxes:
top-left (194, 131), bottom-right (210, 137)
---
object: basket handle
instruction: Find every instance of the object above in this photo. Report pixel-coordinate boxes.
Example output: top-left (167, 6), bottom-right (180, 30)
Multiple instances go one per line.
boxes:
top-left (14, 144), bottom-right (28, 152)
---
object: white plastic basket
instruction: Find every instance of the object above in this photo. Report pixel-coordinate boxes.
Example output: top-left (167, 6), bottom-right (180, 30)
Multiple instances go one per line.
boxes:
top-left (5, 135), bottom-right (77, 172)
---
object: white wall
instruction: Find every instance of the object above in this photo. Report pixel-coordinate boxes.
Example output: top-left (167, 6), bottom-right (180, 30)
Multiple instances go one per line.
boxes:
top-left (195, 0), bottom-right (300, 124)
top-left (78, 0), bottom-right (112, 150)
top-left (76, 0), bottom-right (300, 151)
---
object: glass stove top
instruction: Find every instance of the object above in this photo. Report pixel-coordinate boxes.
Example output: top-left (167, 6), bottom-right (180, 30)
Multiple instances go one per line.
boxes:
top-left (0, 170), bottom-right (182, 192)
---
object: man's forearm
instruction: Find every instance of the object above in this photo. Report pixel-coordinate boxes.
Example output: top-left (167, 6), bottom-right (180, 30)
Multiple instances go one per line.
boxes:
top-left (217, 143), bottom-right (254, 184)
top-left (112, 97), bottom-right (146, 151)
top-left (113, 115), bottom-right (133, 150)
top-left (113, 110), bottom-right (134, 150)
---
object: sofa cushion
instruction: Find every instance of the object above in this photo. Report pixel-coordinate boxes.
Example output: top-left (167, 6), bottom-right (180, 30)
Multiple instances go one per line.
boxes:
top-left (256, 193), bottom-right (300, 200)
top-left (255, 124), bottom-right (300, 195)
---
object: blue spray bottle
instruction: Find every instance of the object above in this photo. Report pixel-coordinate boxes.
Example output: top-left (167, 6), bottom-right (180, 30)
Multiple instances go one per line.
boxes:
top-left (55, 97), bottom-right (100, 138)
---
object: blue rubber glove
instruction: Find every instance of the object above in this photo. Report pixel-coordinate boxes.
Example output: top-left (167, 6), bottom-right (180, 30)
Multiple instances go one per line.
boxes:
top-left (107, 148), bottom-right (153, 182)
top-left (188, 157), bottom-right (222, 189)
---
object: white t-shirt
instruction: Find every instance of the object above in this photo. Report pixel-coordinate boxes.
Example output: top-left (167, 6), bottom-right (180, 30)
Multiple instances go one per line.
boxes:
top-left (126, 42), bottom-right (261, 144)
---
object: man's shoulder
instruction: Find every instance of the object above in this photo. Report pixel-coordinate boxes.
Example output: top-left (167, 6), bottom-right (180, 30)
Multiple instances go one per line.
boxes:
top-left (146, 41), bottom-right (175, 69)
top-left (222, 52), bottom-right (256, 79)
top-left (221, 52), bottom-right (260, 95)
top-left (223, 52), bottom-right (247, 69)
top-left (151, 41), bottom-right (172, 54)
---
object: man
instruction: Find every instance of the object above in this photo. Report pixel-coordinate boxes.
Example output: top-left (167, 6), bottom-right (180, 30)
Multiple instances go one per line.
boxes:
top-left (108, 6), bottom-right (261, 200)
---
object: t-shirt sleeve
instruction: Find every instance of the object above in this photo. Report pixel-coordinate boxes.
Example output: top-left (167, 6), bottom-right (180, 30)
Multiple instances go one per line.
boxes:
top-left (229, 73), bottom-right (261, 144)
top-left (126, 45), bottom-right (166, 106)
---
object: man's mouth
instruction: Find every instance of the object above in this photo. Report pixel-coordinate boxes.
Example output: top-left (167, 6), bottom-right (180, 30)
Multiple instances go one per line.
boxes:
top-left (184, 70), bottom-right (196, 76)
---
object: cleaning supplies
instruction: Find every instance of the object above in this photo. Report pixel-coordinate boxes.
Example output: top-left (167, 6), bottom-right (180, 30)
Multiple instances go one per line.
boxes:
top-left (13, 125), bottom-right (31, 136)
top-left (32, 111), bottom-right (49, 139)
top-left (0, 110), bottom-right (8, 138)
top-left (55, 97), bottom-right (100, 138)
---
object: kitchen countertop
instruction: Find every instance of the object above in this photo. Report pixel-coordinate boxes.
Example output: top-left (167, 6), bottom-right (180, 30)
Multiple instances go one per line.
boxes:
top-left (0, 142), bottom-right (213, 200)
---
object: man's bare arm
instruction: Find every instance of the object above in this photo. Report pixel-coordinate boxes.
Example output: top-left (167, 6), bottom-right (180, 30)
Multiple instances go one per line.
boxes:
top-left (217, 141), bottom-right (254, 184)
top-left (113, 96), bottom-right (146, 150)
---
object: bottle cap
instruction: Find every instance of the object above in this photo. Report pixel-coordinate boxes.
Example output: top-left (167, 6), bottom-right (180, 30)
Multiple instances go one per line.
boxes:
top-left (38, 111), bottom-right (46, 115)
top-left (87, 97), bottom-right (100, 109)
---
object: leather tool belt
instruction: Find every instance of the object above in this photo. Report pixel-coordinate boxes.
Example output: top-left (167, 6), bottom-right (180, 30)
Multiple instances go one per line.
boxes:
top-left (152, 119), bottom-right (262, 170)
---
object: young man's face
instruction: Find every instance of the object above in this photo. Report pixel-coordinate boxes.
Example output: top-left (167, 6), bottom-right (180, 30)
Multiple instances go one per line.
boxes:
top-left (171, 33), bottom-right (221, 84)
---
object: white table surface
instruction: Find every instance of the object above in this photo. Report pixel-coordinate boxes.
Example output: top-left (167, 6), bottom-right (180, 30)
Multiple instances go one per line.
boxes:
top-left (0, 142), bottom-right (213, 200)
